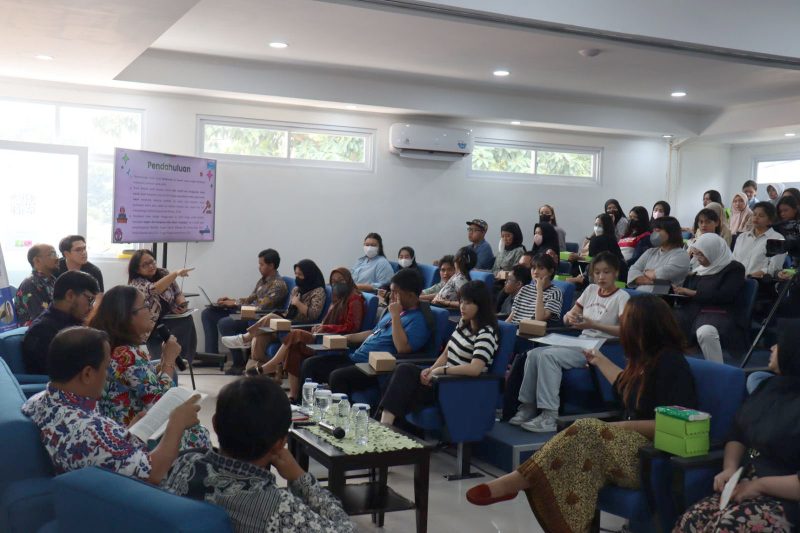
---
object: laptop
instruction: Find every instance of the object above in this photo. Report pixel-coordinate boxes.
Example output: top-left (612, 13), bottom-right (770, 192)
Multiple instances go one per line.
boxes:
top-left (634, 279), bottom-right (671, 295)
top-left (198, 286), bottom-right (239, 310)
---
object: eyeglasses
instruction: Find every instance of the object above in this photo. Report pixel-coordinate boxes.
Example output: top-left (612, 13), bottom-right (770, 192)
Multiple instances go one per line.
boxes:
top-left (70, 246), bottom-right (87, 253)
top-left (132, 304), bottom-right (149, 314)
top-left (140, 259), bottom-right (156, 268)
top-left (82, 293), bottom-right (96, 306)
top-left (39, 250), bottom-right (58, 258)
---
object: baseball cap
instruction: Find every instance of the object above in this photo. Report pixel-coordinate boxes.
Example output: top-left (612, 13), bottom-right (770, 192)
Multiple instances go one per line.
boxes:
top-left (466, 219), bottom-right (488, 231)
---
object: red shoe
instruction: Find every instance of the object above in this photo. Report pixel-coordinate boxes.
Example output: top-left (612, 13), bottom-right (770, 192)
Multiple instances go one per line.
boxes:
top-left (466, 484), bottom-right (517, 506)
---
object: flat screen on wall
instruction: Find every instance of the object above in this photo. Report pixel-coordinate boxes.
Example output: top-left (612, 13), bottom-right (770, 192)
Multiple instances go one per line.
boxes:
top-left (112, 148), bottom-right (217, 243)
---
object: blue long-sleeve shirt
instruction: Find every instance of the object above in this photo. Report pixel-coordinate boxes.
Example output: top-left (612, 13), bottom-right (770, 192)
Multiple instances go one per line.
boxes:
top-left (471, 239), bottom-right (495, 270)
top-left (351, 255), bottom-right (394, 290)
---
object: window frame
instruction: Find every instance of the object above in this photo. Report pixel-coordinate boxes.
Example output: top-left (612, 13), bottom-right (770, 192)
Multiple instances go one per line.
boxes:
top-left (468, 137), bottom-right (602, 186)
top-left (752, 152), bottom-right (800, 184)
top-left (197, 116), bottom-right (375, 172)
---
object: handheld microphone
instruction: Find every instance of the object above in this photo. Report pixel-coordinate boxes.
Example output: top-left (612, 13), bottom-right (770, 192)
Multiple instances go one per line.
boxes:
top-left (155, 323), bottom-right (187, 372)
top-left (318, 420), bottom-right (345, 439)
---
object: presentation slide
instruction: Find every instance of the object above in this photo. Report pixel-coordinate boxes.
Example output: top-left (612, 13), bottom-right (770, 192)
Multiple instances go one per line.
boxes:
top-left (112, 148), bottom-right (217, 243)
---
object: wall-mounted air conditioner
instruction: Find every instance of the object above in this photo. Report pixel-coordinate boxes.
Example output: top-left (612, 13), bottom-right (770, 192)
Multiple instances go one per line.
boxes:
top-left (389, 123), bottom-right (473, 161)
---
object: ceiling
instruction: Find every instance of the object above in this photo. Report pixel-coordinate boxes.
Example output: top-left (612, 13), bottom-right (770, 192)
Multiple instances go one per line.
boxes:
top-left (3, 0), bottom-right (800, 143)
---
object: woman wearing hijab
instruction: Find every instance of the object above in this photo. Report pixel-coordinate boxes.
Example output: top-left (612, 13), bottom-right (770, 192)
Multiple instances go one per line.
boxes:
top-left (222, 259), bottom-right (327, 370)
top-left (675, 320), bottom-right (800, 532)
top-left (493, 222), bottom-right (526, 275)
top-left (650, 200), bottom-right (671, 223)
top-left (703, 202), bottom-right (732, 246)
top-left (767, 183), bottom-right (786, 205)
top-left (672, 233), bottom-right (746, 363)
top-left (530, 222), bottom-right (561, 263)
top-left (730, 192), bottom-right (754, 240)
top-left (247, 268), bottom-right (366, 401)
top-left (604, 198), bottom-right (629, 240)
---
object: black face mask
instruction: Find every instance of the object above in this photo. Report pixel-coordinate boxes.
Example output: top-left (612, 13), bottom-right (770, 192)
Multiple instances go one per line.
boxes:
top-left (539, 214), bottom-right (552, 224)
top-left (332, 282), bottom-right (350, 299)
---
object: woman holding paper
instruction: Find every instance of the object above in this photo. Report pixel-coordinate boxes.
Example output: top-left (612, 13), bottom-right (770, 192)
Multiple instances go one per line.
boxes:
top-left (89, 286), bottom-right (211, 450)
top-left (469, 295), bottom-right (697, 533)
top-left (675, 322), bottom-right (800, 532)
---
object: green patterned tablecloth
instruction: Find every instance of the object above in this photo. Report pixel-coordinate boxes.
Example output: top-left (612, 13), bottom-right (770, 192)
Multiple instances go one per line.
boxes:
top-left (305, 421), bottom-right (423, 455)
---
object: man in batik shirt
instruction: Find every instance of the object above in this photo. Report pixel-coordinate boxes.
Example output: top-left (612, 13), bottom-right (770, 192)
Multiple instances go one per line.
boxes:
top-left (14, 244), bottom-right (59, 325)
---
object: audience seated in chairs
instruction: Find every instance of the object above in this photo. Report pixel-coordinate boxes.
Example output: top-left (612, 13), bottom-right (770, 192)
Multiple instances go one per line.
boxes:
top-left (57, 234), bottom-right (105, 293)
top-left (127, 249), bottom-right (198, 364)
top-left (673, 233), bottom-right (746, 363)
top-left (200, 248), bottom-right (288, 375)
top-left (431, 246), bottom-right (476, 310)
top-left (650, 200), bottom-right (671, 222)
top-left (767, 183), bottom-right (785, 205)
top-left (508, 252), bottom-right (629, 433)
top-left (567, 213), bottom-right (625, 285)
top-left (538, 204), bottom-right (567, 251)
top-left (497, 264), bottom-right (531, 314)
top-left (506, 253), bottom-right (563, 326)
top-left (22, 271), bottom-right (99, 374)
top-left (627, 216), bottom-right (691, 286)
top-left (530, 222), bottom-right (560, 263)
top-left (351, 232), bottom-right (394, 293)
top-left (492, 222), bottom-right (526, 275)
top-left (305, 268), bottom-right (431, 392)
top-left (617, 206), bottom-right (652, 266)
top-left (89, 286), bottom-right (211, 450)
top-left (22, 326), bottom-right (201, 483)
top-left (161, 377), bottom-right (356, 533)
top-left (222, 259), bottom-right (326, 372)
top-left (378, 280), bottom-right (499, 426)
top-left (14, 243), bottom-right (59, 326)
top-left (420, 255), bottom-right (455, 302)
top-left (730, 192), bottom-right (754, 239)
top-left (675, 321), bottom-right (800, 532)
top-left (732, 201), bottom-right (786, 278)
top-left (468, 295), bottom-right (697, 533)
top-left (246, 268), bottom-right (366, 402)
top-left (466, 218), bottom-right (495, 270)
top-left (605, 198), bottom-right (629, 240)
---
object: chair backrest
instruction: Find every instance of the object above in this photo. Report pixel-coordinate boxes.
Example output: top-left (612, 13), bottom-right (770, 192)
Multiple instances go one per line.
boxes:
top-left (53, 467), bottom-right (232, 533)
top-left (490, 322), bottom-right (517, 377)
top-left (280, 276), bottom-right (295, 309)
top-left (558, 260), bottom-right (572, 275)
top-left (685, 357), bottom-right (746, 442)
top-left (360, 292), bottom-right (379, 331)
top-left (565, 242), bottom-right (579, 253)
top-left (734, 279), bottom-right (758, 340)
top-left (469, 269), bottom-right (494, 287)
top-left (0, 358), bottom-right (54, 498)
top-left (551, 280), bottom-right (576, 316)
top-left (425, 305), bottom-right (453, 356)
top-left (318, 285), bottom-right (333, 321)
top-left (417, 263), bottom-right (440, 288)
top-left (388, 261), bottom-right (401, 273)
top-left (0, 327), bottom-right (29, 374)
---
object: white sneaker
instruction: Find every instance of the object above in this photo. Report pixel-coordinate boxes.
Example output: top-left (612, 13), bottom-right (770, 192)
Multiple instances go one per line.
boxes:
top-left (521, 412), bottom-right (557, 433)
top-left (221, 334), bottom-right (248, 349)
top-left (508, 404), bottom-right (537, 426)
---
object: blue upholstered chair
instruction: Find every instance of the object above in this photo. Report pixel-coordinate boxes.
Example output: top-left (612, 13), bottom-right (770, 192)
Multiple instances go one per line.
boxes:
top-left (405, 321), bottom-right (516, 479)
top-left (551, 279), bottom-right (576, 311)
top-left (388, 261), bottom-right (400, 273)
top-left (558, 260), bottom-right (572, 275)
top-left (44, 467), bottom-right (232, 533)
top-left (417, 263), bottom-right (440, 289)
top-left (469, 269), bottom-right (494, 287)
top-left (0, 327), bottom-right (48, 398)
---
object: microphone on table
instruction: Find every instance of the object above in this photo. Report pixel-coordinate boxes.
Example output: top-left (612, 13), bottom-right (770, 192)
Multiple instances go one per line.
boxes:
top-left (155, 323), bottom-right (187, 372)
top-left (318, 420), bottom-right (346, 439)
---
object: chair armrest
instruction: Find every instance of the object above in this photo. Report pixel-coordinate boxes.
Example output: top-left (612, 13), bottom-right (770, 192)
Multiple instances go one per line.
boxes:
top-left (556, 410), bottom-right (622, 431)
top-left (432, 373), bottom-right (503, 384)
top-left (669, 448), bottom-right (725, 514)
top-left (743, 366), bottom-right (770, 375)
top-left (670, 448), bottom-right (725, 471)
top-left (396, 356), bottom-right (438, 366)
top-left (496, 313), bottom-right (509, 321)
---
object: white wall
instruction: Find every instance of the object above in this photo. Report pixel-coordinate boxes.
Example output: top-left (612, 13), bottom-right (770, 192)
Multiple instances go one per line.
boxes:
top-left (728, 139), bottom-right (800, 195)
top-left (1, 77), bottom-right (719, 338)
top-left (670, 143), bottom-right (732, 224)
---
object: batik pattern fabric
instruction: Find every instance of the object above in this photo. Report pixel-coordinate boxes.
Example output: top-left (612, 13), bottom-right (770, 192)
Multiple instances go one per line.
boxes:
top-left (130, 273), bottom-right (183, 318)
top-left (100, 344), bottom-right (211, 450)
top-left (21, 384), bottom-right (151, 479)
top-left (517, 418), bottom-right (650, 532)
top-left (161, 450), bottom-right (356, 533)
top-left (14, 270), bottom-right (56, 326)
top-left (243, 273), bottom-right (288, 310)
top-left (674, 491), bottom-right (790, 533)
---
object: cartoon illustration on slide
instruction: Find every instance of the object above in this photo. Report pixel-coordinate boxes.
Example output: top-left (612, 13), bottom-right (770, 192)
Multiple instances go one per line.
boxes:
top-left (199, 226), bottom-right (211, 236)
top-left (114, 228), bottom-right (123, 243)
top-left (116, 207), bottom-right (128, 223)
top-left (0, 301), bottom-right (15, 324)
top-left (202, 200), bottom-right (212, 214)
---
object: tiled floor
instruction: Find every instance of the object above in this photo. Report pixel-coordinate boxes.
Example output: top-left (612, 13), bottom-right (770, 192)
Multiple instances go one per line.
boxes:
top-left (183, 368), bottom-right (625, 533)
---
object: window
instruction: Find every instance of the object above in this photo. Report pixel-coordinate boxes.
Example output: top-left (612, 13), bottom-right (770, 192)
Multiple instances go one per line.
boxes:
top-left (199, 117), bottom-right (372, 170)
top-left (470, 139), bottom-right (601, 184)
top-left (0, 99), bottom-right (143, 257)
top-left (754, 156), bottom-right (800, 184)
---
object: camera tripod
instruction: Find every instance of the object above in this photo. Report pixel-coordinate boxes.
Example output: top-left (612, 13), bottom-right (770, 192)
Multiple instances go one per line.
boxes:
top-left (740, 270), bottom-right (799, 368)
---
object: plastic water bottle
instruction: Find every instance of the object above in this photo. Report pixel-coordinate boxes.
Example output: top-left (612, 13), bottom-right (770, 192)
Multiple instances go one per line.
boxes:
top-left (354, 404), bottom-right (369, 446)
top-left (302, 380), bottom-right (318, 412)
top-left (334, 393), bottom-right (350, 431)
top-left (315, 387), bottom-right (332, 423)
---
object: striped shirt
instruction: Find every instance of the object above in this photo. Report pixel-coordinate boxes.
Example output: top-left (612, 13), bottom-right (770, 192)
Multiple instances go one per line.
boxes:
top-left (445, 320), bottom-right (498, 369)
top-left (509, 282), bottom-right (563, 325)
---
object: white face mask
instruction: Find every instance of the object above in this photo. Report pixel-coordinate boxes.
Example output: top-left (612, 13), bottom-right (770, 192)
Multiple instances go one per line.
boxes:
top-left (398, 258), bottom-right (413, 268)
top-left (498, 239), bottom-right (505, 253)
top-left (364, 246), bottom-right (379, 258)
top-left (533, 234), bottom-right (543, 247)
top-left (593, 225), bottom-right (604, 236)
top-left (652, 211), bottom-right (663, 220)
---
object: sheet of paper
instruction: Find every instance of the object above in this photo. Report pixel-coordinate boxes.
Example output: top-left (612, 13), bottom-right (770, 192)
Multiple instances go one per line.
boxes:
top-left (129, 387), bottom-right (205, 442)
top-left (719, 466), bottom-right (744, 510)
top-left (533, 333), bottom-right (607, 351)
top-left (162, 308), bottom-right (198, 320)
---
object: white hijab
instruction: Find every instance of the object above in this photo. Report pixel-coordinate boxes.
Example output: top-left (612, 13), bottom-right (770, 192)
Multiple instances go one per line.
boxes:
top-left (690, 233), bottom-right (733, 276)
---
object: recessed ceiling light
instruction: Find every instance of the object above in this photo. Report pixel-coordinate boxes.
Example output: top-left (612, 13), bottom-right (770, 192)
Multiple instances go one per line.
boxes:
top-left (670, 91), bottom-right (687, 98)
top-left (269, 42), bottom-right (288, 49)
top-left (662, 134), bottom-right (674, 139)
top-left (34, 54), bottom-right (53, 61)
top-left (493, 69), bottom-right (510, 77)
top-left (785, 132), bottom-right (796, 137)
top-left (345, 104), bottom-right (358, 110)
top-left (510, 121), bottom-right (521, 125)
top-left (579, 48), bottom-right (601, 58)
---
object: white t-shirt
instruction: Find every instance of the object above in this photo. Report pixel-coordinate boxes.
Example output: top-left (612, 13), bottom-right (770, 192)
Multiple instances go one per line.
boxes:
top-left (575, 285), bottom-right (630, 339)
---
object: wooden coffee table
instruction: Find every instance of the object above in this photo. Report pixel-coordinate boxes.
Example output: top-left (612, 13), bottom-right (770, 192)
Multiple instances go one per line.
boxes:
top-left (288, 424), bottom-right (432, 533)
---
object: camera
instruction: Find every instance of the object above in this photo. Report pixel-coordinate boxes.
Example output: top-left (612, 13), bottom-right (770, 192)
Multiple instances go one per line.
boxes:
top-left (766, 236), bottom-right (800, 258)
